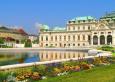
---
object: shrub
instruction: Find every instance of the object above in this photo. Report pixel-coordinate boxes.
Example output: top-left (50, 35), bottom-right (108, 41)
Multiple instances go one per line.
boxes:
top-left (101, 45), bottom-right (114, 51)
top-left (80, 63), bottom-right (91, 70)
top-left (38, 65), bottom-right (47, 75)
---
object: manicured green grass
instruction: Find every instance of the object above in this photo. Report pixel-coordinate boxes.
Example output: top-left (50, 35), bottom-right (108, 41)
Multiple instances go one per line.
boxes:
top-left (112, 52), bottom-right (115, 56)
top-left (36, 64), bottom-right (115, 82)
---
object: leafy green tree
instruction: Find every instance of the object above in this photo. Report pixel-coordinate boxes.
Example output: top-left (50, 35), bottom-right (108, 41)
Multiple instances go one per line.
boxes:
top-left (0, 38), bottom-right (4, 44)
top-left (32, 38), bottom-right (39, 44)
top-left (24, 39), bottom-right (32, 47)
top-left (21, 39), bottom-right (26, 44)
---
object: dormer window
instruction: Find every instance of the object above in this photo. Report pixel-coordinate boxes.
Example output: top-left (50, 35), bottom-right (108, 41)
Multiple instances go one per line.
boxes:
top-left (69, 21), bottom-right (71, 23)
top-left (83, 20), bottom-right (85, 23)
top-left (78, 20), bottom-right (80, 23)
top-left (106, 20), bottom-right (110, 22)
top-left (73, 21), bottom-right (75, 23)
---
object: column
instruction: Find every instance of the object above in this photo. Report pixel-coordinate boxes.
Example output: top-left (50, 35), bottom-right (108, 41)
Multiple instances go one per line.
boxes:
top-left (105, 35), bottom-right (107, 45)
top-left (91, 35), bottom-right (93, 46)
top-left (98, 36), bottom-right (100, 46)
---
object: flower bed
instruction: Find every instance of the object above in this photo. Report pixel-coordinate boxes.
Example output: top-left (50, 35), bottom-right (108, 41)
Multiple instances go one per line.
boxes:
top-left (0, 56), bottom-right (115, 82)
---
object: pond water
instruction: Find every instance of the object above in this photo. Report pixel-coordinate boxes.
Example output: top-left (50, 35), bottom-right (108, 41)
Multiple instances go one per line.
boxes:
top-left (0, 50), bottom-right (90, 66)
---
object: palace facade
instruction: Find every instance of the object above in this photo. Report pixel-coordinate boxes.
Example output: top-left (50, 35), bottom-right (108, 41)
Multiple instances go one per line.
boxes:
top-left (39, 12), bottom-right (115, 48)
top-left (0, 26), bottom-right (28, 43)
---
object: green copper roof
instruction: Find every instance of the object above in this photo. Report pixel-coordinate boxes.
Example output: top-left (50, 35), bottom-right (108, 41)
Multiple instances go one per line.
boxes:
top-left (70, 16), bottom-right (95, 21)
top-left (40, 25), bottom-right (49, 30)
top-left (53, 27), bottom-right (66, 31)
top-left (101, 11), bottom-right (115, 19)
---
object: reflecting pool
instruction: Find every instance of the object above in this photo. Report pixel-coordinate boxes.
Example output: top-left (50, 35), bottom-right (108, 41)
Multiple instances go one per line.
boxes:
top-left (0, 50), bottom-right (89, 66)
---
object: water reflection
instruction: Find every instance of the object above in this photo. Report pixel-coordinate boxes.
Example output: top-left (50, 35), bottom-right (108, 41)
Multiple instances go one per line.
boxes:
top-left (0, 50), bottom-right (88, 66)
top-left (39, 51), bottom-right (88, 61)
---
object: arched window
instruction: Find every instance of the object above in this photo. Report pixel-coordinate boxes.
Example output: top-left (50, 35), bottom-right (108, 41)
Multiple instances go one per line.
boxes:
top-left (93, 36), bottom-right (98, 45)
top-left (107, 35), bottom-right (112, 45)
top-left (100, 35), bottom-right (105, 45)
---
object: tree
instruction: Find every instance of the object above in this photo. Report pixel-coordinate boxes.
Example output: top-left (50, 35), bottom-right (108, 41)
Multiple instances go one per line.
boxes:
top-left (32, 38), bottom-right (39, 44)
top-left (24, 39), bottom-right (32, 47)
top-left (0, 38), bottom-right (4, 44)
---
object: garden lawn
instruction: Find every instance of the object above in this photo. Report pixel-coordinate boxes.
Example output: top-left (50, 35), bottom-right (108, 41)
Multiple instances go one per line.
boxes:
top-left (112, 52), bottom-right (115, 56)
top-left (36, 64), bottom-right (115, 82)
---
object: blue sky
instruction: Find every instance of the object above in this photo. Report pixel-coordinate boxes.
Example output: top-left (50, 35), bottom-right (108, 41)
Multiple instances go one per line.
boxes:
top-left (0, 0), bottom-right (115, 34)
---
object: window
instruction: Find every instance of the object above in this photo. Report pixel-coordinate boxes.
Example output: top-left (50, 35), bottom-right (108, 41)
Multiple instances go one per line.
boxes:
top-left (55, 53), bottom-right (57, 59)
top-left (73, 53), bottom-right (75, 58)
top-left (73, 44), bottom-right (75, 46)
top-left (83, 20), bottom-right (85, 22)
top-left (51, 44), bottom-right (53, 46)
top-left (83, 35), bottom-right (85, 40)
top-left (46, 54), bottom-right (48, 58)
top-left (101, 32), bottom-right (104, 34)
top-left (78, 43), bottom-right (80, 46)
top-left (64, 53), bottom-right (66, 58)
top-left (73, 21), bottom-right (75, 23)
top-left (68, 44), bottom-right (70, 46)
top-left (107, 20), bottom-right (110, 22)
top-left (46, 44), bottom-right (48, 46)
top-left (83, 43), bottom-right (85, 46)
top-left (83, 26), bottom-right (85, 30)
top-left (46, 36), bottom-right (48, 41)
top-left (78, 20), bottom-right (80, 23)
top-left (108, 32), bottom-right (111, 34)
top-left (94, 32), bottom-right (97, 34)
top-left (64, 44), bottom-right (66, 47)
top-left (68, 21), bottom-right (71, 23)
top-left (59, 43), bottom-right (62, 47)
top-left (78, 35), bottom-right (80, 40)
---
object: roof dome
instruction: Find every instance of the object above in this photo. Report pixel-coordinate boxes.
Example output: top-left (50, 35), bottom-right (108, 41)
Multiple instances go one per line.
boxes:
top-left (40, 25), bottom-right (49, 30)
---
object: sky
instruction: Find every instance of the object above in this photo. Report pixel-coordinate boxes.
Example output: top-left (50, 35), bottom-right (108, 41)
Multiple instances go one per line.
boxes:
top-left (0, 0), bottom-right (115, 34)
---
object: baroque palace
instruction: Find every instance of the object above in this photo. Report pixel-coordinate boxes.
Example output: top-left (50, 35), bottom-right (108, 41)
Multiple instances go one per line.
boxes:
top-left (39, 12), bottom-right (115, 48)
top-left (0, 26), bottom-right (28, 43)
